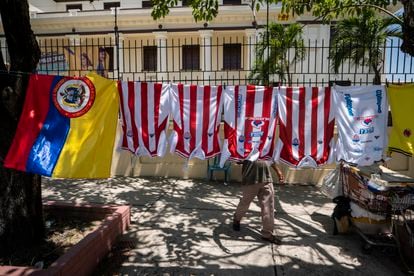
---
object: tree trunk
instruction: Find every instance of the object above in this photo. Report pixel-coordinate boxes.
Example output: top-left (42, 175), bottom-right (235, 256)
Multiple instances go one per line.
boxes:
top-left (401, 0), bottom-right (414, 56)
top-left (285, 62), bottom-right (292, 86)
top-left (372, 66), bottom-right (381, 85)
top-left (0, 0), bottom-right (43, 256)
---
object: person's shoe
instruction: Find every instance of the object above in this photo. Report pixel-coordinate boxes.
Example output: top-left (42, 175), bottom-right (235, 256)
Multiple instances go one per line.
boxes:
top-left (262, 235), bottom-right (282, 245)
top-left (232, 219), bottom-right (241, 231)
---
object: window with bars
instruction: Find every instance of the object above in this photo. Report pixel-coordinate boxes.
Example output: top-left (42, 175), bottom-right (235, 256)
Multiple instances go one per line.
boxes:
top-left (142, 1), bottom-right (153, 8)
top-left (182, 45), bottom-right (200, 71)
top-left (143, 46), bottom-right (157, 71)
top-left (223, 43), bottom-right (241, 70)
top-left (223, 0), bottom-right (241, 5)
top-left (66, 4), bottom-right (82, 11)
top-left (103, 2), bottom-right (120, 10)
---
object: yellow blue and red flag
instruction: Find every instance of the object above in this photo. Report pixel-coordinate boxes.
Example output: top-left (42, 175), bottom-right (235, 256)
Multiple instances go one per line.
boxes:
top-left (4, 72), bottom-right (119, 178)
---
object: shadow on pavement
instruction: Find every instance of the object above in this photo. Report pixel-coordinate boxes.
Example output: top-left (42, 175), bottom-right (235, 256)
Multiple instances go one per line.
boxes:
top-left (42, 178), bottom-right (406, 276)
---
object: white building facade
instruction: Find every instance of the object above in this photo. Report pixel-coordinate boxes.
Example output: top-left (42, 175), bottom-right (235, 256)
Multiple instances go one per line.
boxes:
top-left (11, 0), bottom-right (345, 86)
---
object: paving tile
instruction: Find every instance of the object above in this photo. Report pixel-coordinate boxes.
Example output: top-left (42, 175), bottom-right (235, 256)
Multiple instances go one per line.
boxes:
top-left (43, 177), bottom-right (408, 275)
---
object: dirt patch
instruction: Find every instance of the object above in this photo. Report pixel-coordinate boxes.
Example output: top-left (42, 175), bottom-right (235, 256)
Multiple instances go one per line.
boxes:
top-left (0, 215), bottom-right (101, 269)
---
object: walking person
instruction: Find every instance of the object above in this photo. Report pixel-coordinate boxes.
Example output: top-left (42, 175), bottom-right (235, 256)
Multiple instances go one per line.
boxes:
top-left (233, 160), bottom-right (284, 244)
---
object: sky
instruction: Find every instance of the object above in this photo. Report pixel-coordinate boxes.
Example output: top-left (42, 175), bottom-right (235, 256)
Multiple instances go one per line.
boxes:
top-left (384, 9), bottom-right (414, 83)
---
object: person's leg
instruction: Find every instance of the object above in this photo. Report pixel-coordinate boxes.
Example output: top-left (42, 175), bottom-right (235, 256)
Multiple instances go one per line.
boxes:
top-left (234, 183), bottom-right (261, 223)
top-left (257, 182), bottom-right (275, 238)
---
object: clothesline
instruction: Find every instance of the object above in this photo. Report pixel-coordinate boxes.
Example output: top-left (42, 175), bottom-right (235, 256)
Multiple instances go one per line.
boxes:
top-left (2, 72), bottom-right (413, 179)
top-left (0, 69), bottom-right (410, 87)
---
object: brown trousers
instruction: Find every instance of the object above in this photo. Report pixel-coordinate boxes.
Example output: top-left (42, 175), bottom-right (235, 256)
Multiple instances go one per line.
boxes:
top-left (234, 182), bottom-right (274, 238)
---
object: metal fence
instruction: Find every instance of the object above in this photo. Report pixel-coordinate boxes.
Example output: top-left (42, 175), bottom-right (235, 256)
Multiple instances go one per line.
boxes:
top-left (2, 35), bottom-right (414, 86)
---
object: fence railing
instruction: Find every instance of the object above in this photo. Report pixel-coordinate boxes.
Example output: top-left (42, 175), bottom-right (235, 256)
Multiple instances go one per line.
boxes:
top-left (1, 36), bottom-right (413, 86)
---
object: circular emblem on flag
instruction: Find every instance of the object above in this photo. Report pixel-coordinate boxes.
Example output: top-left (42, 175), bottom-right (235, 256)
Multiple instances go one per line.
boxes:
top-left (184, 131), bottom-right (191, 140)
top-left (53, 77), bottom-right (95, 118)
top-left (403, 128), bottom-right (412, 138)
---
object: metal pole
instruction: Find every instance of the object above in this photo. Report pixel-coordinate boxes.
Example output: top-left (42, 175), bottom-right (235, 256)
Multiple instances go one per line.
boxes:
top-left (114, 7), bottom-right (120, 80)
top-left (266, 0), bottom-right (269, 86)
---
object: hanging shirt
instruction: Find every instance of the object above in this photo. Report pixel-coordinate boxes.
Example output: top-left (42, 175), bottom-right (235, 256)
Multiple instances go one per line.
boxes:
top-left (220, 85), bottom-right (278, 166)
top-left (333, 85), bottom-right (388, 166)
top-left (387, 84), bottom-right (414, 156)
top-left (118, 81), bottom-right (170, 157)
top-left (169, 84), bottom-right (223, 160)
top-left (274, 86), bottom-right (335, 168)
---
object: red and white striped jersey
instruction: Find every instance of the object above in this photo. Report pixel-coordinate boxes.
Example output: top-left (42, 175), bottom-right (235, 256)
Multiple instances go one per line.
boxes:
top-left (169, 84), bottom-right (223, 160)
top-left (118, 81), bottom-right (170, 157)
top-left (274, 87), bottom-right (335, 168)
top-left (220, 85), bottom-right (278, 166)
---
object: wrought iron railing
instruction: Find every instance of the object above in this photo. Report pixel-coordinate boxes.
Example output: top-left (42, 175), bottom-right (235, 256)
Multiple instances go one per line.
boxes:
top-left (1, 35), bottom-right (413, 86)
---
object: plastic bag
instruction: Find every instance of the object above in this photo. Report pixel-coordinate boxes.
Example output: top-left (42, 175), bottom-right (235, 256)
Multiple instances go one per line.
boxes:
top-left (321, 167), bottom-right (343, 199)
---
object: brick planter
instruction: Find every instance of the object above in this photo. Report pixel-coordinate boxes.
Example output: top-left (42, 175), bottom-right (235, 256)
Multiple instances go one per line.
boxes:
top-left (0, 201), bottom-right (131, 276)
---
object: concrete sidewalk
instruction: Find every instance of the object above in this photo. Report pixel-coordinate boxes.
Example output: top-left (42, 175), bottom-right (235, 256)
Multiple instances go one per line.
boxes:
top-left (42, 178), bottom-right (406, 276)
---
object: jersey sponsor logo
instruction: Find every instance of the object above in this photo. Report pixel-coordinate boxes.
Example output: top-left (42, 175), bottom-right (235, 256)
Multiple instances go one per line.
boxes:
top-left (292, 138), bottom-right (299, 147)
top-left (246, 116), bottom-right (269, 121)
top-left (251, 120), bottom-right (265, 128)
top-left (404, 128), bottom-right (412, 137)
top-left (53, 77), bottom-right (95, 118)
top-left (361, 117), bottom-right (374, 127)
top-left (237, 94), bottom-right (243, 118)
top-left (344, 93), bottom-right (354, 116)
top-left (352, 135), bottom-right (360, 143)
top-left (376, 89), bottom-right (383, 113)
top-left (184, 131), bottom-right (191, 140)
top-left (359, 127), bottom-right (374, 134)
top-left (360, 140), bottom-right (373, 143)
top-left (238, 135), bottom-right (245, 143)
top-left (373, 147), bottom-right (383, 151)
top-left (250, 131), bottom-right (263, 137)
top-left (374, 135), bottom-right (380, 139)
top-left (248, 139), bottom-right (261, 145)
top-left (355, 115), bottom-right (378, 120)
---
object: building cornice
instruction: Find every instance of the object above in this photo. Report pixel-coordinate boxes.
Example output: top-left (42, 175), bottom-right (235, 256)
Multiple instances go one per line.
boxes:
top-left (23, 5), bottom-right (284, 35)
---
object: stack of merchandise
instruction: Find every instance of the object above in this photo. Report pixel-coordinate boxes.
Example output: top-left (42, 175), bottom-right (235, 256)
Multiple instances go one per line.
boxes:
top-left (341, 164), bottom-right (414, 234)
